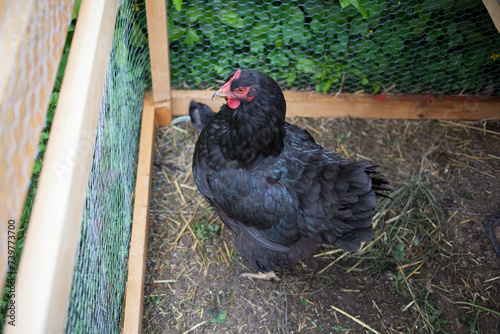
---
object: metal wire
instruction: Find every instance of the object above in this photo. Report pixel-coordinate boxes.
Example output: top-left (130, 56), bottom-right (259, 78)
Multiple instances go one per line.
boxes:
top-left (64, 0), bottom-right (149, 332)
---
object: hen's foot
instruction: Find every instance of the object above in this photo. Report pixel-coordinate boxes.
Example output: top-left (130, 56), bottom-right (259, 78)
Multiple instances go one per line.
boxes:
top-left (239, 271), bottom-right (280, 281)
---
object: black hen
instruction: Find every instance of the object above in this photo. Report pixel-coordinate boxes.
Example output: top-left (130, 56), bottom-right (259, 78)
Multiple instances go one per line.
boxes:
top-left (193, 69), bottom-right (389, 280)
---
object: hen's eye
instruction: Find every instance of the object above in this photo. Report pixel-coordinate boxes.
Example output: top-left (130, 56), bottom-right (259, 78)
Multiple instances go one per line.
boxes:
top-left (234, 87), bottom-right (245, 94)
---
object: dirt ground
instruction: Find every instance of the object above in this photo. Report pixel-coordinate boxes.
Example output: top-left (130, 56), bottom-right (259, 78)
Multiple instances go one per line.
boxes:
top-left (142, 115), bottom-right (500, 333)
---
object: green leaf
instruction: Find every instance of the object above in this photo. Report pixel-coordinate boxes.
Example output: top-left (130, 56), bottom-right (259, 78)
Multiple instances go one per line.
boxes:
top-left (130, 22), bottom-right (148, 49)
top-left (250, 40), bottom-right (264, 54)
top-left (210, 310), bottom-right (228, 324)
top-left (219, 10), bottom-right (244, 29)
top-left (447, 22), bottom-right (457, 36)
top-left (169, 26), bottom-right (184, 42)
top-left (38, 143), bottom-right (46, 154)
top-left (426, 28), bottom-right (443, 43)
top-left (275, 35), bottom-right (284, 48)
top-left (394, 243), bottom-right (406, 260)
top-left (336, 30), bottom-right (349, 51)
top-left (349, 17), bottom-right (367, 36)
top-left (285, 5), bottom-right (305, 24)
top-left (252, 23), bottom-right (271, 39)
top-left (186, 6), bottom-right (203, 23)
top-left (386, 37), bottom-right (404, 55)
top-left (361, 77), bottom-right (368, 85)
top-left (292, 28), bottom-right (311, 44)
top-left (184, 28), bottom-right (200, 45)
top-left (317, 78), bottom-right (334, 93)
top-left (372, 83), bottom-right (381, 94)
top-left (339, 0), bottom-right (350, 9)
top-left (339, 0), bottom-right (368, 19)
top-left (296, 58), bottom-right (316, 73)
top-left (40, 132), bottom-right (49, 141)
top-left (50, 92), bottom-right (59, 106)
top-left (72, 0), bottom-right (82, 20)
top-left (33, 160), bottom-right (42, 174)
top-left (172, 0), bottom-right (182, 13)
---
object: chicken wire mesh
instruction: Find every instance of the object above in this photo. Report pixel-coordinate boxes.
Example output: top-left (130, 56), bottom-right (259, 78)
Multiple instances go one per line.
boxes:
top-left (0, 2), bottom-right (73, 329)
top-left (64, 0), bottom-right (150, 332)
top-left (144, 126), bottom-right (293, 333)
top-left (167, 0), bottom-right (500, 95)
top-left (144, 1), bottom-right (499, 333)
top-left (0, 0), bottom-right (72, 264)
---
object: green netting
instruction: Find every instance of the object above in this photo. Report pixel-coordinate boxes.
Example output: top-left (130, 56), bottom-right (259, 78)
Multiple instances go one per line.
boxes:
top-left (64, 0), bottom-right (150, 332)
top-left (167, 0), bottom-right (500, 95)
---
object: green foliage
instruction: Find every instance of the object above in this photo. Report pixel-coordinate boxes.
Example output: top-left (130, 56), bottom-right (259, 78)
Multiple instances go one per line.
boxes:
top-left (172, 0), bottom-right (182, 13)
top-left (332, 324), bottom-right (349, 332)
top-left (209, 310), bottom-right (228, 323)
top-left (339, 0), bottom-right (368, 19)
top-left (166, 0), bottom-right (499, 95)
top-left (194, 222), bottom-right (220, 240)
top-left (460, 315), bottom-right (480, 334)
top-left (393, 242), bottom-right (406, 260)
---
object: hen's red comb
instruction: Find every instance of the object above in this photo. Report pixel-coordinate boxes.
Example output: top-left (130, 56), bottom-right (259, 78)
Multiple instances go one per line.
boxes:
top-left (220, 69), bottom-right (242, 93)
top-left (232, 69), bottom-right (242, 79)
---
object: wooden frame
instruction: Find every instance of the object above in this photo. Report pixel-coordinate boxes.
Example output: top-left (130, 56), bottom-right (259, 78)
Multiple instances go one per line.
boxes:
top-left (122, 93), bottom-right (156, 333)
top-left (1, 0), bottom-right (499, 333)
top-left (6, 0), bottom-right (119, 332)
top-left (483, 0), bottom-right (500, 33)
top-left (145, 0), bottom-right (172, 126)
top-left (155, 90), bottom-right (500, 126)
top-left (0, 0), bottom-right (74, 292)
top-left (126, 2), bottom-right (500, 333)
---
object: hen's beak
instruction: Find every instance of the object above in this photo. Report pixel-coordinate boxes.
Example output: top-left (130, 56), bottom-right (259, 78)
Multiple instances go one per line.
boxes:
top-left (211, 90), bottom-right (228, 100)
top-left (212, 80), bottom-right (232, 100)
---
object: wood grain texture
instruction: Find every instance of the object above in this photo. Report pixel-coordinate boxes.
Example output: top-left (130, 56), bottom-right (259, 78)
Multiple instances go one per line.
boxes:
top-left (0, 0), bottom-right (73, 301)
top-left (122, 93), bottom-right (156, 334)
top-left (6, 0), bottom-right (119, 332)
top-left (145, 0), bottom-right (172, 124)
top-left (156, 90), bottom-right (500, 126)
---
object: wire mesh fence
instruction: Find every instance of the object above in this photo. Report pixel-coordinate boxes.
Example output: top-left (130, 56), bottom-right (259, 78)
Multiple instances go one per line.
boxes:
top-left (64, 0), bottom-right (150, 332)
top-left (0, 1), bottom-right (73, 328)
top-left (2, 0), bottom-right (499, 332)
top-left (144, 126), bottom-right (292, 333)
top-left (0, 0), bottom-right (73, 252)
top-left (167, 0), bottom-right (500, 95)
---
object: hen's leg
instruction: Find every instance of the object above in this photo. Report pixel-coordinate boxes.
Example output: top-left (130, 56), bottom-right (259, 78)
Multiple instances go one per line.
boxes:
top-left (239, 271), bottom-right (280, 281)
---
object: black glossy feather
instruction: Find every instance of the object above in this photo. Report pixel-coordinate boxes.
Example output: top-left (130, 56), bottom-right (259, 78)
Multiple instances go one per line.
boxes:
top-left (189, 100), bottom-right (216, 133)
top-left (193, 69), bottom-right (389, 273)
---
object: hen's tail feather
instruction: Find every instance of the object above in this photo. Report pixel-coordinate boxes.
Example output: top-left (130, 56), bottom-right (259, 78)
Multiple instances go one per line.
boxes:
top-left (365, 166), bottom-right (392, 199)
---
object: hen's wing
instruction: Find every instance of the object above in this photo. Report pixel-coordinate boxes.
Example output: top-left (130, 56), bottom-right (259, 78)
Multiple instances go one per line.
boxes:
top-left (195, 122), bottom-right (384, 254)
top-left (194, 124), bottom-right (318, 252)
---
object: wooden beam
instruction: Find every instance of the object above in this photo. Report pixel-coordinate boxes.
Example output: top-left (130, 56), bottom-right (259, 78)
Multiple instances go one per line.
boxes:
top-left (0, 0), bottom-right (73, 296)
top-left (6, 0), bottom-right (119, 332)
top-left (122, 93), bottom-right (156, 333)
top-left (483, 0), bottom-right (500, 34)
top-left (158, 90), bottom-right (500, 125)
top-left (145, 0), bottom-right (172, 125)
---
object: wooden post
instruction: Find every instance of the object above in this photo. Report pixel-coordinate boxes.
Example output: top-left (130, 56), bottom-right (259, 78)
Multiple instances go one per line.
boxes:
top-left (145, 0), bottom-right (172, 125)
top-left (0, 0), bottom-right (73, 296)
top-left (5, 0), bottom-right (119, 332)
top-left (122, 93), bottom-right (156, 334)
top-left (483, 0), bottom-right (500, 33)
